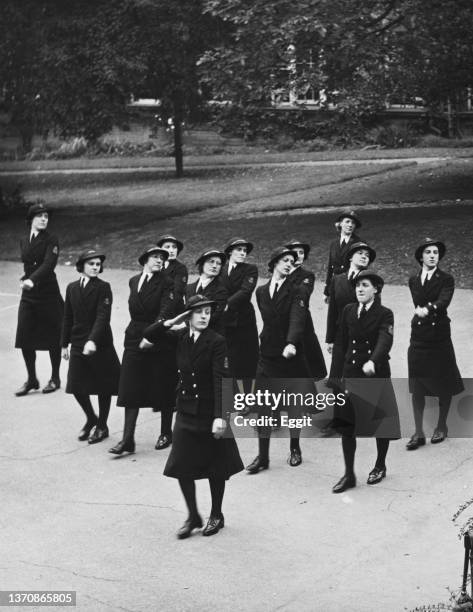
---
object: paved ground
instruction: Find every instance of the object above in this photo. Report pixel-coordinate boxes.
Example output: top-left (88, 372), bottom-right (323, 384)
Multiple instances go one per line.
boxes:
top-left (1, 262), bottom-right (473, 612)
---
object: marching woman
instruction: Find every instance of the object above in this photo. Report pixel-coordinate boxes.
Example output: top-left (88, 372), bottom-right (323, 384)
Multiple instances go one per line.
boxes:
top-left (61, 250), bottom-right (120, 443)
top-left (247, 247), bottom-right (313, 473)
top-left (332, 270), bottom-right (400, 493)
top-left (15, 203), bottom-right (64, 396)
top-left (221, 237), bottom-right (259, 389)
top-left (323, 210), bottom-right (362, 300)
top-left (156, 234), bottom-right (188, 313)
top-left (285, 239), bottom-right (326, 380)
top-left (186, 249), bottom-right (228, 335)
top-left (406, 239), bottom-right (464, 450)
top-left (326, 242), bottom-right (376, 386)
top-left (143, 295), bottom-right (243, 539)
top-left (109, 245), bottom-right (176, 455)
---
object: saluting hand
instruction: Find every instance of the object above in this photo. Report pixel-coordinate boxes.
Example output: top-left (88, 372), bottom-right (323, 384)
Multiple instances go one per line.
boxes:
top-left (212, 418), bottom-right (227, 439)
top-left (362, 360), bottom-right (376, 376)
top-left (83, 340), bottom-right (97, 356)
top-left (164, 310), bottom-right (191, 328)
top-left (62, 347), bottom-right (69, 361)
top-left (282, 344), bottom-right (297, 359)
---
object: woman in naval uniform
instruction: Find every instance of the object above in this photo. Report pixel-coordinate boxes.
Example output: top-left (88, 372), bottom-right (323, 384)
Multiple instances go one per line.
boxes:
top-left (247, 247), bottom-right (313, 473)
top-left (109, 245), bottom-right (175, 455)
top-left (332, 271), bottom-right (400, 493)
top-left (285, 239), bottom-right (326, 381)
top-left (143, 295), bottom-right (243, 539)
top-left (156, 234), bottom-right (188, 313)
top-left (186, 248), bottom-right (228, 335)
top-left (15, 203), bottom-right (64, 396)
top-left (323, 210), bottom-right (362, 300)
top-left (405, 239), bottom-right (464, 450)
top-left (61, 249), bottom-right (120, 443)
top-left (221, 237), bottom-right (259, 390)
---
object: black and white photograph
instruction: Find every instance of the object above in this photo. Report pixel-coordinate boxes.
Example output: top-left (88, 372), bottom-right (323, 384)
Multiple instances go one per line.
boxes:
top-left (1, 1), bottom-right (473, 611)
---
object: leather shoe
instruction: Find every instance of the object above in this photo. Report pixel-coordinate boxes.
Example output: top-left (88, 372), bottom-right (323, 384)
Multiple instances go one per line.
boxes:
top-left (88, 426), bottom-right (109, 444)
top-left (431, 428), bottom-right (447, 444)
top-left (332, 474), bottom-right (356, 494)
top-left (78, 419), bottom-right (98, 441)
top-left (15, 379), bottom-right (40, 397)
top-left (42, 378), bottom-right (60, 394)
top-left (202, 515), bottom-right (225, 536)
top-left (246, 456), bottom-right (269, 474)
top-left (108, 440), bottom-right (135, 455)
top-left (155, 434), bottom-right (172, 450)
top-left (406, 434), bottom-right (426, 450)
top-left (288, 448), bottom-right (302, 467)
top-left (177, 515), bottom-right (203, 539)
top-left (367, 466), bottom-right (386, 485)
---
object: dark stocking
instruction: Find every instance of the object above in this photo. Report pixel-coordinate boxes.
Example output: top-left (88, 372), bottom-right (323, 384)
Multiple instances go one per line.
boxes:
top-left (412, 393), bottom-right (425, 435)
top-left (437, 394), bottom-right (452, 430)
top-left (375, 438), bottom-right (390, 470)
top-left (97, 395), bottom-right (111, 429)
top-left (209, 478), bottom-right (225, 518)
top-left (123, 407), bottom-right (139, 444)
top-left (73, 393), bottom-right (97, 424)
top-left (178, 479), bottom-right (199, 520)
top-left (160, 405), bottom-right (173, 436)
top-left (290, 429), bottom-right (301, 452)
top-left (49, 347), bottom-right (61, 380)
top-left (257, 433), bottom-right (270, 462)
top-left (341, 435), bottom-right (356, 477)
top-left (22, 349), bottom-right (37, 381)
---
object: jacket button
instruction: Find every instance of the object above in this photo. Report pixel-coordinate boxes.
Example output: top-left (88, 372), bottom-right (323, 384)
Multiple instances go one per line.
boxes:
top-left (352, 350), bottom-right (356, 354)
top-left (192, 372), bottom-right (195, 377)
top-left (365, 341), bottom-right (369, 344)
top-left (196, 394), bottom-right (199, 398)
top-left (418, 321), bottom-right (421, 325)
top-left (181, 390), bottom-right (185, 394)
top-left (368, 350), bottom-right (371, 354)
top-left (352, 340), bottom-right (356, 344)
top-left (352, 360), bottom-right (356, 364)
top-left (432, 322), bottom-right (435, 326)
top-left (193, 384), bottom-right (197, 388)
top-left (178, 369), bottom-right (181, 373)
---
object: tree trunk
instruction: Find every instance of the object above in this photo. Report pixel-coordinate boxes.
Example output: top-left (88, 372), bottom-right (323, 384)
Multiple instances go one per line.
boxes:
top-left (173, 106), bottom-right (184, 178)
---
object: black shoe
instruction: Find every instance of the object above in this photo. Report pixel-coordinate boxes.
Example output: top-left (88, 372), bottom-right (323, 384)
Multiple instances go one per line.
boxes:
top-left (155, 434), bottom-right (172, 450)
top-left (332, 474), bottom-right (356, 494)
top-left (406, 434), bottom-right (426, 450)
top-left (202, 515), bottom-right (225, 537)
top-left (177, 515), bottom-right (203, 539)
top-left (42, 378), bottom-right (60, 394)
top-left (88, 426), bottom-right (109, 444)
top-left (367, 466), bottom-right (387, 485)
top-left (288, 448), bottom-right (302, 467)
top-left (246, 456), bottom-right (269, 474)
top-left (108, 440), bottom-right (135, 455)
top-left (15, 379), bottom-right (40, 397)
top-left (78, 419), bottom-right (98, 441)
top-left (431, 428), bottom-right (448, 444)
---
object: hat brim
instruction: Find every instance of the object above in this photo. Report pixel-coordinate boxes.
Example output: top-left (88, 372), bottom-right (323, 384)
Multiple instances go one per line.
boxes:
top-left (224, 241), bottom-right (254, 255)
top-left (156, 237), bottom-right (184, 253)
top-left (355, 273), bottom-right (384, 290)
top-left (195, 251), bottom-right (226, 267)
top-left (186, 299), bottom-right (217, 311)
top-left (345, 245), bottom-right (376, 266)
top-left (337, 213), bottom-right (361, 229)
top-left (268, 249), bottom-right (298, 268)
top-left (27, 207), bottom-right (51, 221)
top-left (414, 241), bottom-right (446, 263)
top-left (138, 248), bottom-right (169, 266)
top-left (285, 242), bottom-right (310, 256)
top-left (76, 253), bottom-right (106, 267)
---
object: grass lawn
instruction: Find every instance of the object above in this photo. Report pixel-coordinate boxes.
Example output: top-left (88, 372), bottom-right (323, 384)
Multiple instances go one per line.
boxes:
top-left (1, 157), bottom-right (472, 288)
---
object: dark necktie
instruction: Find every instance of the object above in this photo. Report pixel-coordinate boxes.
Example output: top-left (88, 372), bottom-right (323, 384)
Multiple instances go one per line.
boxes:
top-left (359, 304), bottom-right (367, 319)
top-left (272, 282), bottom-right (280, 299)
top-left (80, 278), bottom-right (85, 290)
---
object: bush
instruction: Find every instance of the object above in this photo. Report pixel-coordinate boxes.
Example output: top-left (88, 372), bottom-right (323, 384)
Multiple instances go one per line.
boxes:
top-left (48, 137), bottom-right (89, 159)
top-left (0, 184), bottom-right (42, 219)
top-left (417, 134), bottom-right (473, 148)
top-left (365, 125), bottom-right (420, 148)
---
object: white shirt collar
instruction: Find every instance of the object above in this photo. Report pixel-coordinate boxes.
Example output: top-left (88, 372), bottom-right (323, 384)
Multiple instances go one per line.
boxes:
top-left (80, 275), bottom-right (90, 288)
top-left (189, 328), bottom-right (201, 342)
top-left (421, 267), bottom-right (437, 281)
top-left (197, 276), bottom-right (212, 291)
top-left (358, 299), bottom-right (374, 315)
top-left (270, 276), bottom-right (286, 296)
top-left (30, 230), bottom-right (39, 241)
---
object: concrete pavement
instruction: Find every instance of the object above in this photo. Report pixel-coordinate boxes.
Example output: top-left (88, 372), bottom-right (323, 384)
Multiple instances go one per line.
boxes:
top-left (1, 261), bottom-right (472, 612)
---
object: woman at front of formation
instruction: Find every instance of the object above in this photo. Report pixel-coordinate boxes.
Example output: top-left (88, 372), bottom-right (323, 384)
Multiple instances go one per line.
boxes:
top-left (406, 239), bottom-right (464, 450)
top-left (332, 270), bottom-right (400, 493)
top-left (247, 247), bottom-right (312, 473)
top-left (323, 210), bottom-right (362, 301)
top-left (221, 237), bottom-right (259, 390)
top-left (285, 239), bottom-right (327, 381)
top-left (143, 295), bottom-right (243, 539)
top-left (156, 234), bottom-right (188, 313)
top-left (15, 203), bottom-right (64, 396)
top-left (61, 250), bottom-right (120, 443)
top-left (109, 245), bottom-right (176, 455)
top-left (186, 249), bottom-right (228, 335)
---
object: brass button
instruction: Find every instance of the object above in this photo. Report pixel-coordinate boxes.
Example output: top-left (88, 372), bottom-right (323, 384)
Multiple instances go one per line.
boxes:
top-left (352, 350), bottom-right (356, 354)
top-left (352, 360), bottom-right (356, 364)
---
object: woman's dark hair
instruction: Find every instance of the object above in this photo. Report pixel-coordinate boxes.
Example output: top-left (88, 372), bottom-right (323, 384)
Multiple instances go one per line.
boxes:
top-left (76, 259), bottom-right (104, 274)
top-left (197, 255), bottom-right (224, 275)
top-left (268, 254), bottom-right (295, 274)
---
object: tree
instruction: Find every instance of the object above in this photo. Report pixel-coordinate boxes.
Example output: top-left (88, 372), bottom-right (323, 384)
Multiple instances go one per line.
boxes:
top-left (0, 1), bottom-right (144, 151)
